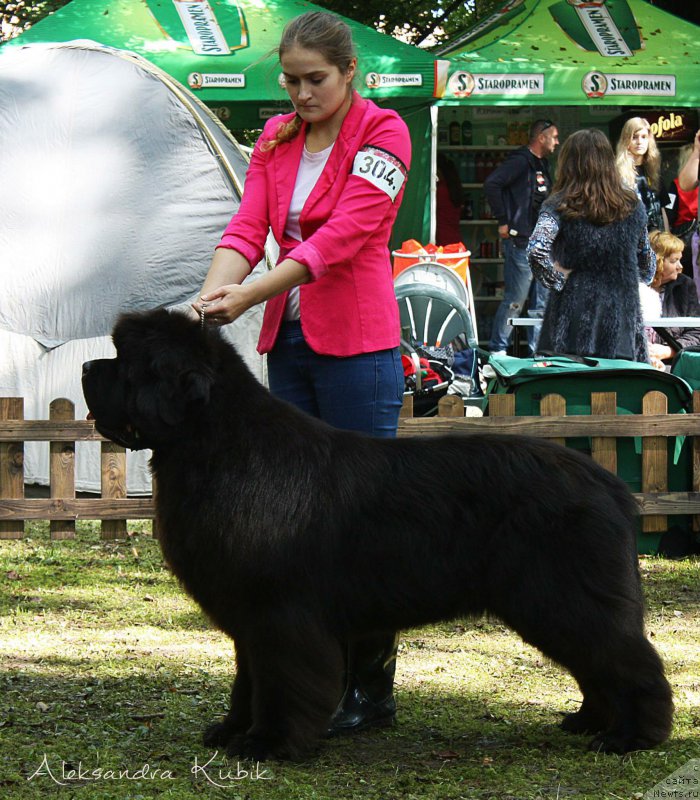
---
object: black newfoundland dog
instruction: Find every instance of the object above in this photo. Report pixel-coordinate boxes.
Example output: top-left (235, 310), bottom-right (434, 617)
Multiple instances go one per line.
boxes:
top-left (82, 309), bottom-right (672, 760)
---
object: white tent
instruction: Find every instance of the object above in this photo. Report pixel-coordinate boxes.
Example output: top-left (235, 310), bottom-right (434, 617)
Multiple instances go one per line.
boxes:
top-left (0, 41), bottom-right (267, 493)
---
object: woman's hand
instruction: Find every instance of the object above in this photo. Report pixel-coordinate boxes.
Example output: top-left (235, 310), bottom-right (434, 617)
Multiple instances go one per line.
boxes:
top-left (648, 342), bottom-right (674, 362)
top-left (192, 283), bottom-right (254, 326)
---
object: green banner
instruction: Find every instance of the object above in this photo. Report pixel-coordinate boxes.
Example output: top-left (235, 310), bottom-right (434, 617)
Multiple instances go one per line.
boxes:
top-left (439, 0), bottom-right (700, 107)
top-left (5, 0), bottom-right (441, 104)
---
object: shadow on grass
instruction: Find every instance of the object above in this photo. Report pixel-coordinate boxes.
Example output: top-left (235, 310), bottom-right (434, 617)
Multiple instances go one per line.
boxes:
top-left (1, 589), bottom-right (211, 631)
top-left (1, 663), bottom-right (690, 763)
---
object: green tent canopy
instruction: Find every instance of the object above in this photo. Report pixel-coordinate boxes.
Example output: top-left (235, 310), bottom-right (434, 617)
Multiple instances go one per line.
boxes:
top-left (6, 0), bottom-right (442, 111)
top-left (437, 0), bottom-right (700, 107)
top-left (3, 0), bottom-right (442, 243)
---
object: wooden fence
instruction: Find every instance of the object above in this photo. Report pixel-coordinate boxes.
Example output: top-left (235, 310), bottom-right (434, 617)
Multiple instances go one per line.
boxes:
top-left (0, 398), bottom-right (154, 540)
top-left (399, 390), bottom-right (700, 535)
top-left (2, 391), bottom-right (700, 540)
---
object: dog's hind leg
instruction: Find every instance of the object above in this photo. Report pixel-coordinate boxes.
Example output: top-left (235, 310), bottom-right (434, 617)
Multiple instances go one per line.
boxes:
top-left (203, 641), bottom-right (254, 754)
top-left (580, 635), bottom-right (673, 754)
top-left (235, 611), bottom-right (345, 761)
top-left (508, 615), bottom-right (673, 753)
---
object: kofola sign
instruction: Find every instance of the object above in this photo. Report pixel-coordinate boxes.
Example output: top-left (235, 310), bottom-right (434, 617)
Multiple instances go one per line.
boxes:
top-left (447, 71), bottom-right (544, 98)
top-left (634, 111), bottom-right (698, 143)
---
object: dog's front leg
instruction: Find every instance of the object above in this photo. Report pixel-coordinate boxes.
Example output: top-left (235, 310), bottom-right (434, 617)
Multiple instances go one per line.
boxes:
top-left (203, 640), bottom-right (253, 754)
top-left (236, 614), bottom-right (344, 761)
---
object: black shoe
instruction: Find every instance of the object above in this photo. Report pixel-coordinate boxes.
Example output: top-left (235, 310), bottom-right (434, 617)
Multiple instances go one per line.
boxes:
top-left (328, 632), bottom-right (398, 736)
top-left (328, 687), bottom-right (396, 736)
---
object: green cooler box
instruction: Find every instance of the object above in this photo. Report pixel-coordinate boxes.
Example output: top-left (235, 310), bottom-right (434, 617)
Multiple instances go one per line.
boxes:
top-left (484, 355), bottom-right (695, 555)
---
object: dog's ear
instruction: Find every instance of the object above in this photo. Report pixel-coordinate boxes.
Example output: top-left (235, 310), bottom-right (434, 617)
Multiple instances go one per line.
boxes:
top-left (152, 368), bottom-right (212, 427)
top-left (140, 365), bottom-right (212, 430)
top-left (179, 368), bottom-right (212, 407)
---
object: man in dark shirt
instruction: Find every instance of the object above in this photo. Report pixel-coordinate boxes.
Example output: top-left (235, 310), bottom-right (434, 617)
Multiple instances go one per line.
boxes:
top-left (484, 119), bottom-right (559, 355)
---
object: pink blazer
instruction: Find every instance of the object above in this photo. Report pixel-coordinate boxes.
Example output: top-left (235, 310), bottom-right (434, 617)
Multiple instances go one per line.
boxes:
top-left (218, 93), bottom-right (411, 356)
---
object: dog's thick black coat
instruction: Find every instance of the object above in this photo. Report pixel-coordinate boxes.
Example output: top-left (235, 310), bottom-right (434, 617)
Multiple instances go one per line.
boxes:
top-left (82, 309), bottom-right (673, 760)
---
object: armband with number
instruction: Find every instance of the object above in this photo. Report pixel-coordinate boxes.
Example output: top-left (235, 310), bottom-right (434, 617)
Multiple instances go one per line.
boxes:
top-left (352, 145), bottom-right (408, 202)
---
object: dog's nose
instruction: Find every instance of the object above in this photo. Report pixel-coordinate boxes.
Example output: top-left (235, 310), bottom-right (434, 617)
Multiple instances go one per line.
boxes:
top-left (82, 360), bottom-right (93, 376)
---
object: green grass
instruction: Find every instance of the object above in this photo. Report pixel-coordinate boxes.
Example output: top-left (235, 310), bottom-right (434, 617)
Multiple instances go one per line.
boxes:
top-left (1, 522), bottom-right (698, 799)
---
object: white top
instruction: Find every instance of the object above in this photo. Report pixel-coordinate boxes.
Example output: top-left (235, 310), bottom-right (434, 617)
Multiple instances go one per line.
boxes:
top-left (284, 142), bottom-right (334, 321)
top-left (639, 282), bottom-right (663, 320)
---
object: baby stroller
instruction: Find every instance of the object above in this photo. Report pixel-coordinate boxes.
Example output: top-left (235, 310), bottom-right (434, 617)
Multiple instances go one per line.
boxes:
top-left (393, 257), bottom-right (481, 416)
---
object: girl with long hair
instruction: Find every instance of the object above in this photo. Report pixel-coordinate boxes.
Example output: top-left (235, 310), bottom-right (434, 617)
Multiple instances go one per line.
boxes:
top-left (615, 116), bottom-right (664, 231)
top-left (528, 128), bottom-right (654, 361)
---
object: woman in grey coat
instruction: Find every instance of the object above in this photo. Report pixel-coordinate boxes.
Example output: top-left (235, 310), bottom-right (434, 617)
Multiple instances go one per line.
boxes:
top-left (528, 129), bottom-right (654, 362)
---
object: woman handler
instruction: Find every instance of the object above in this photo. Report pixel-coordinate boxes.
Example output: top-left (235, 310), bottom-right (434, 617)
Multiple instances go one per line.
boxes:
top-left (193, 11), bottom-right (411, 735)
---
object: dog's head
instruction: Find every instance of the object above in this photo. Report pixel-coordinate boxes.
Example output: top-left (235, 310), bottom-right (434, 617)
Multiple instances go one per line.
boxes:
top-left (82, 309), bottom-right (216, 450)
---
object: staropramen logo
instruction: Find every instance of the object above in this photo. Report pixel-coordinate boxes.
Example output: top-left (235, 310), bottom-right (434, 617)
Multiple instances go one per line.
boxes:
top-left (172, 0), bottom-right (242, 55)
top-left (568, 0), bottom-right (632, 57)
top-left (582, 70), bottom-right (676, 99)
top-left (551, 0), bottom-right (643, 58)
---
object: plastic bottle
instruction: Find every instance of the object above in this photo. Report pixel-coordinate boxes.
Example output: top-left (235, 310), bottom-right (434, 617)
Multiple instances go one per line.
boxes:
top-left (437, 115), bottom-right (448, 145)
top-left (461, 118), bottom-right (473, 146)
top-left (458, 153), bottom-right (470, 184)
top-left (463, 194), bottom-right (473, 220)
top-left (449, 110), bottom-right (461, 146)
top-left (466, 153), bottom-right (476, 183)
top-left (519, 122), bottom-right (529, 144)
top-left (475, 152), bottom-right (485, 183)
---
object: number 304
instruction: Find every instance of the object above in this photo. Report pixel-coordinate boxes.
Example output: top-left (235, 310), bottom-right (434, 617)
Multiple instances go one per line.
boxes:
top-left (359, 155), bottom-right (396, 188)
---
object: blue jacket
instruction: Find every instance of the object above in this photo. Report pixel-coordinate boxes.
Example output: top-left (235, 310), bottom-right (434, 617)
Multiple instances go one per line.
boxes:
top-left (483, 146), bottom-right (552, 245)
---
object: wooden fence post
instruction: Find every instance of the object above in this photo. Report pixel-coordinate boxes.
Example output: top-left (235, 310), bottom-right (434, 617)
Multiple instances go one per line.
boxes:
top-left (50, 399), bottom-right (76, 540)
top-left (0, 398), bottom-right (24, 539)
top-left (591, 392), bottom-right (618, 475)
top-left (400, 394), bottom-right (414, 418)
top-left (488, 393), bottom-right (515, 417)
top-left (438, 395), bottom-right (465, 417)
top-left (642, 391), bottom-right (668, 532)
top-left (539, 394), bottom-right (566, 447)
top-left (100, 442), bottom-right (127, 540)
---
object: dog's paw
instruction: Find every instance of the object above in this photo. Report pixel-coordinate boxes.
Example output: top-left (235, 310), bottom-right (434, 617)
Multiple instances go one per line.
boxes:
top-left (237, 730), bottom-right (312, 762)
top-left (588, 731), bottom-right (656, 754)
top-left (239, 733), bottom-right (283, 762)
top-left (588, 729), bottom-right (664, 755)
top-left (203, 719), bottom-right (245, 749)
top-left (561, 710), bottom-right (602, 735)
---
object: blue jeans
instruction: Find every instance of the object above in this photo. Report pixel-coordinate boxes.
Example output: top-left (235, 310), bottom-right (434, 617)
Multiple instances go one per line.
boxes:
top-left (489, 238), bottom-right (549, 355)
top-left (267, 321), bottom-right (403, 438)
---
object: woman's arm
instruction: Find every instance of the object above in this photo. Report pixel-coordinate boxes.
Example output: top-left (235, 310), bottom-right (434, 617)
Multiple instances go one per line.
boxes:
top-left (216, 125), bottom-right (278, 270)
top-left (637, 224), bottom-right (655, 285)
top-left (678, 130), bottom-right (700, 192)
top-left (195, 253), bottom-right (310, 325)
top-left (527, 209), bottom-right (568, 291)
top-left (194, 119), bottom-right (291, 324)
